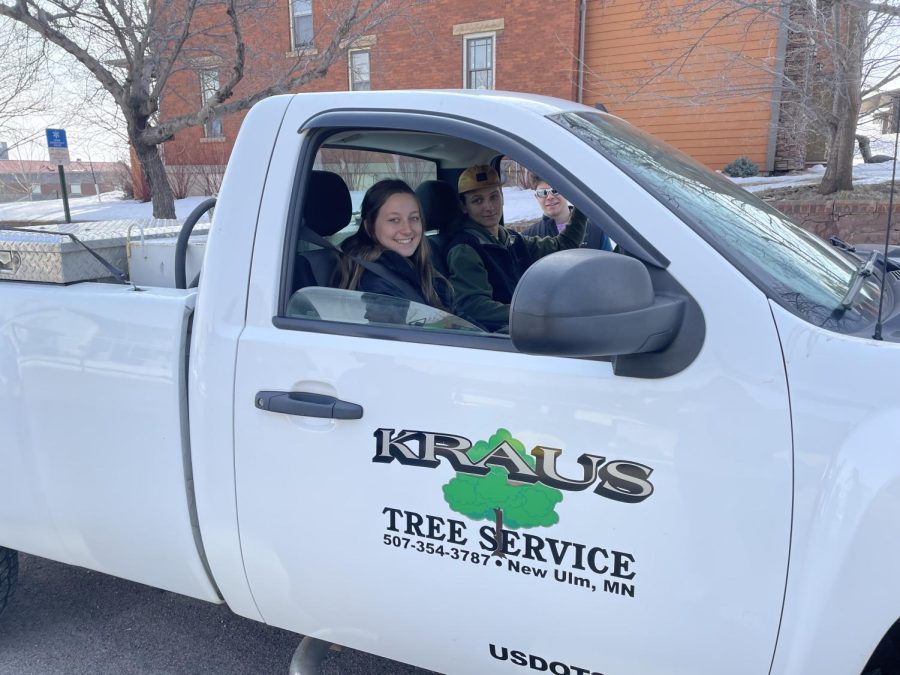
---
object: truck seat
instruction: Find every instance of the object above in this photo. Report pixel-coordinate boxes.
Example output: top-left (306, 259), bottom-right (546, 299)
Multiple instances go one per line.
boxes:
top-left (416, 179), bottom-right (464, 277)
top-left (292, 170), bottom-right (353, 291)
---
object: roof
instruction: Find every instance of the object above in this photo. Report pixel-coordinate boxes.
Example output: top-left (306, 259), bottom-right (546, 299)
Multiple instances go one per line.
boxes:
top-left (284, 89), bottom-right (607, 168)
top-left (290, 89), bottom-right (597, 119)
top-left (0, 160), bottom-right (119, 175)
top-left (860, 90), bottom-right (900, 116)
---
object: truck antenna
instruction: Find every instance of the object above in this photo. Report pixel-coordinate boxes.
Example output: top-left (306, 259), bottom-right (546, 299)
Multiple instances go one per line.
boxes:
top-left (873, 113), bottom-right (900, 341)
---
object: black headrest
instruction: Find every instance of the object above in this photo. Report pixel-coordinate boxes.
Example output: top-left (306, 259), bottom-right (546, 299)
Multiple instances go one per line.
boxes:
top-left (416, 180), bottom-right (464, 234)
top-left (302, 170), bottom-right (352, 237)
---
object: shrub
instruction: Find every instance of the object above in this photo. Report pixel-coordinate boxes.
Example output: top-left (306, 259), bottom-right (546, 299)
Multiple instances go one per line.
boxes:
top-left (113, 159), bottom-right (135, 199)
top-left (723, 156), bottom-right (759, 178)
top-left (166, 165), bottom-right (195, 200)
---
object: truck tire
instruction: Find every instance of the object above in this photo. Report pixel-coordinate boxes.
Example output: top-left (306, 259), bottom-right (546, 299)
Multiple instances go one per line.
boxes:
top-left (0, 547), bottom-right (18, 618)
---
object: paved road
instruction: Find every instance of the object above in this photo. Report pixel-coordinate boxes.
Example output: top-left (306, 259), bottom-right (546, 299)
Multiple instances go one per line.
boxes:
top-left (0, 554), bottom-right (434, 675)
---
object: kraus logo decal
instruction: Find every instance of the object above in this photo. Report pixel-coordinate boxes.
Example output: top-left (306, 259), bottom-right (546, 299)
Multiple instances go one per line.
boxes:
top-left (375, 428), bottom-right (650, 599)
top-left (373, 427), bottom-right (654, 502)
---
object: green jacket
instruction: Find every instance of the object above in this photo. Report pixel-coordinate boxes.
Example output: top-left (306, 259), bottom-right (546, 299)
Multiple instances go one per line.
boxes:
top-left (445, 212), bottom-right (587, 331)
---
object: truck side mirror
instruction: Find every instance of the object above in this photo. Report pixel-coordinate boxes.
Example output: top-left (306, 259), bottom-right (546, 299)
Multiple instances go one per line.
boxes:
top-left (510, 249), bottom-right (685, 358)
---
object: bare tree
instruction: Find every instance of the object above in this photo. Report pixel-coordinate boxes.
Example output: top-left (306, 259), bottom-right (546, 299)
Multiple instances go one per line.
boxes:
top-left (806, 0), bottom-right (868, 192)
top-left (584, 0), bottom-right (900, 194)
top-left (397, 154), bottom-right (434, 189)
top-left (0, 0), bottom-right (416, 217)
top-left (0, 17), bottom-right (49, 147)
top-left (2, 151), bottom-right (45, 201)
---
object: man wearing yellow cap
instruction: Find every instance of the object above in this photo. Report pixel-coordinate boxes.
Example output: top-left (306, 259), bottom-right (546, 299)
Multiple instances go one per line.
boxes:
top-left (445, 165), bottom-right (586, 332)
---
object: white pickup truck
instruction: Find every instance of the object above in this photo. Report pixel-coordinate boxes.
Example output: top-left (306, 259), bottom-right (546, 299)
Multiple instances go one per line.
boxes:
top-left (1, 90), bottom-right (899, 675)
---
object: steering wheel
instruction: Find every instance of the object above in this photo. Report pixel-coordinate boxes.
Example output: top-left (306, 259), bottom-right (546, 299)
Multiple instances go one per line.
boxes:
top-left (175, 197), bottom-right (217, 289)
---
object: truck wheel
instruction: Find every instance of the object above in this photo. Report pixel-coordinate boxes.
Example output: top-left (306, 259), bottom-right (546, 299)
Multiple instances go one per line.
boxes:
top-left (0, 547), bottom-right (18, 617)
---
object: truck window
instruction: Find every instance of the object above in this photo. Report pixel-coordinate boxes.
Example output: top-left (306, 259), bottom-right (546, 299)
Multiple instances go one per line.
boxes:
top-left (314, 147), bottom-right (437, 239)
top-left (283, 140), bottom-right (492, 337)
top-left (286, 287), bottom-right (484, 332)
top-left (276, 125), bottom-right (605, 352)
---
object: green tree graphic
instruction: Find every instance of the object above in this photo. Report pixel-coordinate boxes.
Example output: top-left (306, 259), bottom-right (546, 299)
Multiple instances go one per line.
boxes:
top-left (442, 428), bottom-right (563, 557)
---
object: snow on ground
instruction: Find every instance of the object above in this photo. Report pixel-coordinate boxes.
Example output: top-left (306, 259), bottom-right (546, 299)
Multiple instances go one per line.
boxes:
top-left (502, 187), bottom-right (543, 223)
top-left (0, 191), bottom-right (214, 224)
top-left (0, 187), bottom-right (547, 225)
top-left (1, 158), bottom-right (898, 225)
top-left (732, 160), bottom-right (900, 192)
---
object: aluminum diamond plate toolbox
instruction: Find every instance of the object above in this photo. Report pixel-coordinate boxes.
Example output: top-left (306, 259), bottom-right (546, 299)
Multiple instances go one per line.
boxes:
top-left (0, 219), bottom-right (208, 284)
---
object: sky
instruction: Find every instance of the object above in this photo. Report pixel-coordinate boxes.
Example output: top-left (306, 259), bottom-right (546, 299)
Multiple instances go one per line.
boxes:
top-left (0, 18), bottom-right (127, 163)
top-left (2, 161), bottom-right (898, 225)
top-left (4, 116), bottom-right (126, 164)
top-left (1, 79), bottom-right (127, 164)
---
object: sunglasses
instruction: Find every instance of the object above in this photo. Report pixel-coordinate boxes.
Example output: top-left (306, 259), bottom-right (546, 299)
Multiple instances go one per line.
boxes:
top-left (534, 188), bottom-right (560, 198)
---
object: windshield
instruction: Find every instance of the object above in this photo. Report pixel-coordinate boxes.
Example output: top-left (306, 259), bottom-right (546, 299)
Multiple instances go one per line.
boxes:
top-left (552, 111), bottom-right (885, 331)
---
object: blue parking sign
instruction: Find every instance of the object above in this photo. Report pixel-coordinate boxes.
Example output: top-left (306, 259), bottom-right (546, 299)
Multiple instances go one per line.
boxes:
top-left (46, 129), bottom-right (68, 148)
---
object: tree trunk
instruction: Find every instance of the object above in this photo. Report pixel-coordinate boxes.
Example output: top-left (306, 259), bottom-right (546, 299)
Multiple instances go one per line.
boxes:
top-left (820, 115), bottom-right (859, 193)
top-left (134, 142), bottom-right (176, 219)
top-left (491, 508), bottom-right (505, 558)
top-left (819, 2), bottom-right (866, 195)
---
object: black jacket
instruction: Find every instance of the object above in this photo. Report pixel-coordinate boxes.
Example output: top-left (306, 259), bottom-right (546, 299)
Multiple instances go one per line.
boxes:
top-left (523, 213), bottom-right (612, 251)
top-left (442, 226), bottom-right (531, 305)
top-left (443, 214), bottom-right (586, 332)
top-left (356, 250), bottom-right (453, 310)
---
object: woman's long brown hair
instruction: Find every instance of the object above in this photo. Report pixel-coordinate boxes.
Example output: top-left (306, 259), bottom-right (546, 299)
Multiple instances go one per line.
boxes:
top-left (339, 179), bottom-right (449, 310)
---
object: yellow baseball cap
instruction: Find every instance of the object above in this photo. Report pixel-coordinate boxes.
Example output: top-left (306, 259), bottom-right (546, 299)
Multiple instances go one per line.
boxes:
top-left (458, 165), bottom-right (502, 194)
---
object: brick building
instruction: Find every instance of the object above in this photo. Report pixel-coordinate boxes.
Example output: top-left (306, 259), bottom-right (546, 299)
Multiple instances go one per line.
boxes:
top-left (0, 160), bottom-right (122, 203)
top-left (583, 0), bottom-right (817, 172)
top-left (158, 0), bottom-right (809, 189)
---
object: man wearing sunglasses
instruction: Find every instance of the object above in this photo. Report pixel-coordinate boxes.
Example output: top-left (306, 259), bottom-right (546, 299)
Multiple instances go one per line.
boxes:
top-left (443, 165), bottom-right (586, 332)
top-left (525, 177), bottom-right (612, 251)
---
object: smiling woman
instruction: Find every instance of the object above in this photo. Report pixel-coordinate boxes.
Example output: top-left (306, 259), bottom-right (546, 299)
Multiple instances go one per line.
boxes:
top-left (338, 179), bottom-right (452, 311)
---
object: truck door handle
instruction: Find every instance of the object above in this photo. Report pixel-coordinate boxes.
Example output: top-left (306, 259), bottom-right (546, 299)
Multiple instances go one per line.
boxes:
top-left (255, 391), bottom-right (363, 419)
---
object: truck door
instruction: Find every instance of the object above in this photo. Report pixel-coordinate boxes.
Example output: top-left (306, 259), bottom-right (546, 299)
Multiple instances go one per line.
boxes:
top-left (231, 98), bottom-right (792, 675)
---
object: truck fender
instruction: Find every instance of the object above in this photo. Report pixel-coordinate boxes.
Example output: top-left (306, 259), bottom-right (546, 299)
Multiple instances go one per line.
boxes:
top-left (773, 406), bottom-right (900, 674)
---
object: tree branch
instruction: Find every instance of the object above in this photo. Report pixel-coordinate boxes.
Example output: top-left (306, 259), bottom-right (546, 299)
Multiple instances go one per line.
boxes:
top-left (148, 0), bottom-right (399, 142)
top-left (0, 0), bottom-right (124, 105)
top-left (149, 0), bottom-right (200, 104)
top-left (860, 0), bottom-right (900, 17)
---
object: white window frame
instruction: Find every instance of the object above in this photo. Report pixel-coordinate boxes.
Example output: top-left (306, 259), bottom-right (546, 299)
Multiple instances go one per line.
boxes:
top-left (290, 0), bottom-right (314, 50)
top-left (462, 32), bottom-right (496, 90)
top-left (348, 49), bottom-right (371, 91)
top-left (199, 68), bottom-right (224, 138)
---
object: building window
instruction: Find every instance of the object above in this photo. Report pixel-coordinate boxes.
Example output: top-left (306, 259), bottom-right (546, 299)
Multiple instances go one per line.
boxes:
top-left (31, 184), bottom-right (41, 195)
top-left (349, 50), bottom-right (371, 91)
top-left (69, 183), bottom-right (82, 195)
top-left (291, 0), bottom-right (313, 49)
top-left (464, 33), bottom-right (494, 90)
top-left (199, 68), bottom-right (224, 138)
